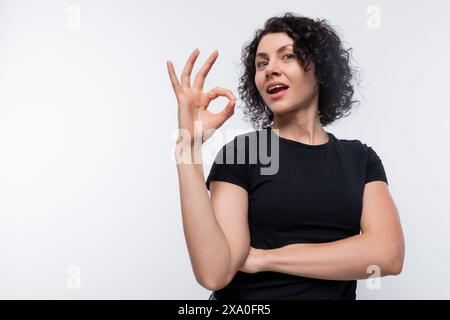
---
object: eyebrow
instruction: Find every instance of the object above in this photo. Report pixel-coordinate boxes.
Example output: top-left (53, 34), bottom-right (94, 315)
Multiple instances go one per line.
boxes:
top-left (255, 44), bottom-right (294, 58)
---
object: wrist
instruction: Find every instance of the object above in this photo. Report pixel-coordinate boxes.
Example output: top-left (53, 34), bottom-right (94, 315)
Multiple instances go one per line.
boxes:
top-left (259, 248), bottom-right (272, 272)
top-left (175, 140), bottom-right (203, 165)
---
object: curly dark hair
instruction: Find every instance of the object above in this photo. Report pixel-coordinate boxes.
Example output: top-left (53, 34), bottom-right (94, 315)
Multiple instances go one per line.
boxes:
top-left (237, 12), bottom-right (360, 129)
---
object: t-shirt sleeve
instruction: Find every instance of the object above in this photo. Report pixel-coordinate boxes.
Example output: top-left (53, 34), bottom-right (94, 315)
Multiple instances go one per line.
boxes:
top-left (364, 144), bottom-right (389, 185)
top-left (205, 137), bottom-right (249, 192)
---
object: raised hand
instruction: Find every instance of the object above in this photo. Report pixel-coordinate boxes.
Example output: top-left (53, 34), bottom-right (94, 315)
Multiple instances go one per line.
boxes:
top-left (167, 48), bottom-right (236, 146)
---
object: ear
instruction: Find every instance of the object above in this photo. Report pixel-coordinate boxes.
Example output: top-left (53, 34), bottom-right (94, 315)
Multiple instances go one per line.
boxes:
top-left (302, 55), bottom-right (315, 73)
top-left (313, 77), bottom-right (321, 95)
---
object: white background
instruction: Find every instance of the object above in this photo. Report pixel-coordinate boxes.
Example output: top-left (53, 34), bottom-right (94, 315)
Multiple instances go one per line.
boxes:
top-left (0, 0), bottom-right (449, 299)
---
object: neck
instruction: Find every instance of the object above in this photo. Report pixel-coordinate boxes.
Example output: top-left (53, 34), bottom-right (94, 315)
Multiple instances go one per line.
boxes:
top-left (270, 95), bottom-right (328, 145)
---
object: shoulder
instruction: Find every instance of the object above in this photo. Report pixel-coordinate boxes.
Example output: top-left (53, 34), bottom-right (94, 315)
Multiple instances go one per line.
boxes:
top-left (333, 134), bottom-right (379, 156)
top-left (212, 130), bottom-right (259, 164)
top-left (333, 134), bottom-right (364, 148)
top-left (342, 137), bottom-right (388, 184)
top-left (333, 134), bottom-right (388, 183)
top-left (332, 134), bottom-right (386, 168)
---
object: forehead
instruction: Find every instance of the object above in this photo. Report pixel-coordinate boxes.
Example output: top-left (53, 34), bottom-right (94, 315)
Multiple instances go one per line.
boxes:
top-left (256, 32), bottom-right (294, 53)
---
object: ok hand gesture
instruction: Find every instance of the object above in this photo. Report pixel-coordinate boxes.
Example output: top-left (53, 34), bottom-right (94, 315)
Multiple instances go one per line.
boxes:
top-left (167, 48), bottom-right (237, 146)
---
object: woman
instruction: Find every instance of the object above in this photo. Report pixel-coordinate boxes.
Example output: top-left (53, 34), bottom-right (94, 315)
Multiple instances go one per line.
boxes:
top-left (167, 12), bottom-right (405, 300)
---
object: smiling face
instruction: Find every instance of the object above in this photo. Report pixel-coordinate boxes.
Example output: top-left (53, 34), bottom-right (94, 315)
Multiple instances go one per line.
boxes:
top-left (254, 32), bottom-right (319, 116)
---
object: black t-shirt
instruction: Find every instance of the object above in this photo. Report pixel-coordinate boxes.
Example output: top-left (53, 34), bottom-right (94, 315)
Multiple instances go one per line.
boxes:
top-left (205, 127), bottom-right (388, 300)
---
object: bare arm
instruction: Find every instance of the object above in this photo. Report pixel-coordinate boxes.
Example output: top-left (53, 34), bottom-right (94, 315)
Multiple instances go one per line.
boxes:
top-left (261, 181), bottom-right (405, 280)
top-left (168, 48), bottom-right (249, 290)
top-left (176, 144), bottom-right (250, 290)
top-left (176, 144), bottom-right (231, 289)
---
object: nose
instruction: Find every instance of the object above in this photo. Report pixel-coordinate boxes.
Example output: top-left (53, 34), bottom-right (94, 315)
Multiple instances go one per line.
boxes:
top-left (265, 62), bottom-right (281, 79)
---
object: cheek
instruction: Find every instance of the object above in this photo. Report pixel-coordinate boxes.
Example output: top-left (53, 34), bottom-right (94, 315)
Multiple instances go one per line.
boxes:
top-left (255, 74), bottom-right (265, 93)
top-left (291, 71), bottom-right (315, 91)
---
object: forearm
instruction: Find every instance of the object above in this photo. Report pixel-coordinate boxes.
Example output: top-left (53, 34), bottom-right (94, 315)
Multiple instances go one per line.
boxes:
top-left (175, 142), bottom-right (231, 290)
top-left (264, 233), bottom-right (401, 281)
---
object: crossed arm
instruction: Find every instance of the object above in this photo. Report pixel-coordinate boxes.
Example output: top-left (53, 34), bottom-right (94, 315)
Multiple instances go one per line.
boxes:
top-left (239, 181), bottom-right (405, 280)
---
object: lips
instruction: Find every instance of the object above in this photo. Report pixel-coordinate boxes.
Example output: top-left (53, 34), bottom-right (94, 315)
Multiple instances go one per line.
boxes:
top-left (266, 81), bottom-right (289, 93)
top-left (268, 87), bottom-right (289, 99)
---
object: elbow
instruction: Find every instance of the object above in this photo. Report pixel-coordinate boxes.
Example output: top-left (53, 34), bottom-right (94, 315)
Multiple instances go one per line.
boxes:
top-left (193, 247), bottom-right (235, 291)
top-left (385, 242), bottom-right (405, 276)
top-left (198, 279), bottom-right (228, 292)
top-left (196, 273), bottom-right (231, 291)
top-left (389, 253), bottom-right (404, 276)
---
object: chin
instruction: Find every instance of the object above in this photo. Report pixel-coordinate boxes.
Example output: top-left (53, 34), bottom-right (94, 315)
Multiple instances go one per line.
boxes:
top-left (267, 104), bottom-right (292, 115)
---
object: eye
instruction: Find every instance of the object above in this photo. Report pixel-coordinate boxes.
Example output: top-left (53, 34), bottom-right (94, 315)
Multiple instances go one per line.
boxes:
top-left (255, 53), bottom-right (296, 68)
top-left (256, 61), bottom-right (267, 68)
